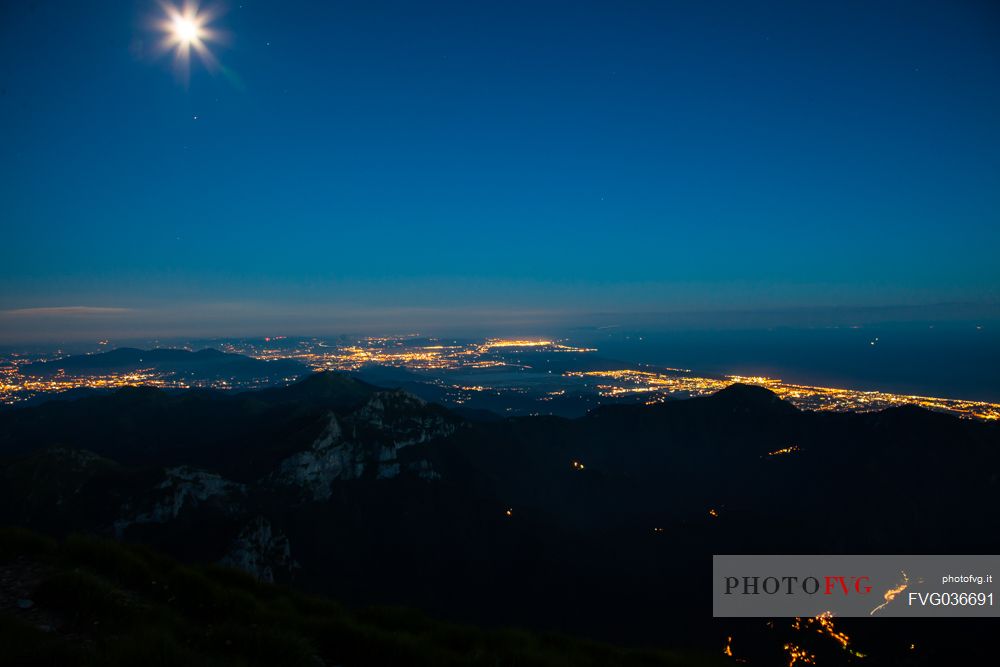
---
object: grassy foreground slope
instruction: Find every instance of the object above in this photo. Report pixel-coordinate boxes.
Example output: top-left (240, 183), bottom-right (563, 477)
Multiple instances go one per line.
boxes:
top-left (0, 527), bottom-right (724, 667)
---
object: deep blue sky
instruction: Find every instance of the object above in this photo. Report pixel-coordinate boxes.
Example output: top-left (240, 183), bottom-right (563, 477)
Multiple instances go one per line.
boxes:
top-left (2, 0), bottom-right (999, 340)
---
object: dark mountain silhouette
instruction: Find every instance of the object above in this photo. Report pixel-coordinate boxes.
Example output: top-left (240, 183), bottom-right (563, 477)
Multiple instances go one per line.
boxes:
top-left (348, 362), bottom-right (610, 418)
top-left (20, 347), bottom-right (308, 383)
top-left (0, 374), bottom-right (997, 663)
top-left (8, 386), bottom-right (110, 407)
top-left (251, 370), bottom-right (376, 407)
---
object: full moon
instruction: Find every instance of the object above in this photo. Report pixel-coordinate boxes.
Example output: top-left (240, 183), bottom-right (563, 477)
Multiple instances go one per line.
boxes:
top-left (155, 2), bottom-right (221, 84)
top-left (173, 17), bottom-right (199, 43)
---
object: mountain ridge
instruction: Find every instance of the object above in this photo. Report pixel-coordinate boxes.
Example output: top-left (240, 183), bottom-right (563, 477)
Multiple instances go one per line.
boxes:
top-left (1, 373), bottom-right (997, 657)
top-left (19, 347), bottom-right (308, 384)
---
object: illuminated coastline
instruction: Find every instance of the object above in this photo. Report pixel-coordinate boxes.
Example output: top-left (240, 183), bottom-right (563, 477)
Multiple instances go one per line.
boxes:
top-left (2, 336), bottom-right (997, 421)
top-left (567, 369), bottom-right (1000, 420)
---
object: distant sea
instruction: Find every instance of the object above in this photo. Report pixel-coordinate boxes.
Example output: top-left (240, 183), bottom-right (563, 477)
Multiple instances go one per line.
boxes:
top-left (570, 323), bottom-right (1000, 403)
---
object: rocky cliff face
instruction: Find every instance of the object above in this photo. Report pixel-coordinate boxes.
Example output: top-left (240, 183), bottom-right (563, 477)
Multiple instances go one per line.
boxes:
top-left (114, 466), bottom-right (245, 537)
top-left (271, 390), bottom-right (456, 499)
top-left (218, 516), bottom-right (298, 583)
top-left (1, 377), bottom-right (469, 584)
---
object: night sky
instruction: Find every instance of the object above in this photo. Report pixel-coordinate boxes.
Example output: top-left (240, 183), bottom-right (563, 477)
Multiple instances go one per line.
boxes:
top-left (2, 1), bottom-right (999, 340)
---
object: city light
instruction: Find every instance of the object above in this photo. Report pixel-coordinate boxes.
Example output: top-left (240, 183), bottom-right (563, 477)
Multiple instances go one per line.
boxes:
top-left (3, 336), bottom-right (998, 422)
